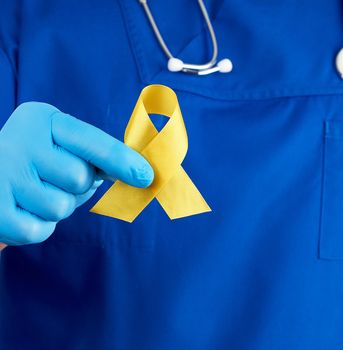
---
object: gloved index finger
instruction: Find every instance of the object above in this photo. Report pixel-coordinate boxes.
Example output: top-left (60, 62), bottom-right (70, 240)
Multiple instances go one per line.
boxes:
top-left (51, 112), bottom-right (154, 188)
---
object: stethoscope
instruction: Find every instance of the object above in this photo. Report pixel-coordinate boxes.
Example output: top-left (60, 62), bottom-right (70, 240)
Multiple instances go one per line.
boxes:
top-left (140, 0), bottom-right (343, 79)
top-left (138, 0), bottom-right (233, 76)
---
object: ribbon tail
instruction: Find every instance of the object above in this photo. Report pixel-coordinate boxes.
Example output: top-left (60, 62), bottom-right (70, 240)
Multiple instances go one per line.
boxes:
top-left (156, 167), bottom-right (211, 220)
top-left (90, 181), bottom-right (155, 223)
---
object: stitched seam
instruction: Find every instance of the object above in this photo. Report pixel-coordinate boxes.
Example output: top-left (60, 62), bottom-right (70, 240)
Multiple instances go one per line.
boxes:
top-left (157, 84), bottom-right (343, 102)
top-left (118, 0), bottom-right (148, 85)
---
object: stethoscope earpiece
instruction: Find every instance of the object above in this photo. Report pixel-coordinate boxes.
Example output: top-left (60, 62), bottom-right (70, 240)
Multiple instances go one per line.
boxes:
top-left (217, 59), bottom-right (233, 73)
top-left (336, 48), bottom-right (343, 79)
top-left (139, 0), bottom-right (233, 76)
top-left (168, 58), bottom-right (184, 72)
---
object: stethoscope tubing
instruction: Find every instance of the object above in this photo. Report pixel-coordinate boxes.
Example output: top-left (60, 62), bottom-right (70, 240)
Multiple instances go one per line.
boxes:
top-left (138, 0), bottom-right (232, 75)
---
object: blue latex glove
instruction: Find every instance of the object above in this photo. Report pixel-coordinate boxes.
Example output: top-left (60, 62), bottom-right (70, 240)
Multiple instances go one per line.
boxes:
top-left (0, 102), bottom-right (154, 245)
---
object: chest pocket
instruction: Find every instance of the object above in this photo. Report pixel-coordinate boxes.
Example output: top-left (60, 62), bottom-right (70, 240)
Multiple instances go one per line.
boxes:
top-left (320, 120), bottom-right (343, 260)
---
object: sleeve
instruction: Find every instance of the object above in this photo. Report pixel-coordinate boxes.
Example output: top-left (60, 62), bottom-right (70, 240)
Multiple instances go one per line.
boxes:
top-left (0, 0), bottom-right (19, 127)
top-left (0, 48), bottom-right (16, 125)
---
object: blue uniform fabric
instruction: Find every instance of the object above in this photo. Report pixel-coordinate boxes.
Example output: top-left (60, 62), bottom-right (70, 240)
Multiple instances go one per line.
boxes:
top-left (1, 0), bottom-right (343, 349)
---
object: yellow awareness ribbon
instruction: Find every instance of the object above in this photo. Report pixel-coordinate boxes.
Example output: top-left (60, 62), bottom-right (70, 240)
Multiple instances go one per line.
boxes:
top-left (91, 84), bottom-right (211, 222)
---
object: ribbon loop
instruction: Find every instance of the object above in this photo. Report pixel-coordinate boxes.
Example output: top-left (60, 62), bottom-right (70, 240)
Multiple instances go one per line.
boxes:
top-left (91, 85), bottom-right (211, 222)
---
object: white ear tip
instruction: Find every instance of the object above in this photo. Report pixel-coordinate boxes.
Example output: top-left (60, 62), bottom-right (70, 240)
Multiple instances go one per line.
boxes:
top-left (168, 58), bottom-right (184, 72)
top-left (336, 48), bottom-right (343, 79)
top-left (218, 58), bottom-right (233, 73)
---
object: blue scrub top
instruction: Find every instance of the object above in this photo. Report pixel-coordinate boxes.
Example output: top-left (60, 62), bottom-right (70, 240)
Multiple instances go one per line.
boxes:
top-left (1, 1), bottom-right (343, 349)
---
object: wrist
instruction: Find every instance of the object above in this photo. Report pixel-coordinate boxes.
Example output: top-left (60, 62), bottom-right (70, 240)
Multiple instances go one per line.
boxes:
top-left (0, 243), bottom-right (7, 251)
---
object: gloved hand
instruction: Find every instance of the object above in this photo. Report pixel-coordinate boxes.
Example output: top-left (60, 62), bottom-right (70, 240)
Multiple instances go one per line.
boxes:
top-left (0, 102), bottom-right (154, 246)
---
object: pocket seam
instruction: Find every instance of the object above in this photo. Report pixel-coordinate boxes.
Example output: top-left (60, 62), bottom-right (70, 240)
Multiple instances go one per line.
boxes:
top-left (319, 120), bottom-right (343, 260)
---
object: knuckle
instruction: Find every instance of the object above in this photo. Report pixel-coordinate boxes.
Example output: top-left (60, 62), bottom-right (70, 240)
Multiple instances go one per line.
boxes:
top-left (16, 101), bottom-right (58, 114)
top-left (20, 220), bottom-right (55, 244)
top-left (14, 102), bottom-right (41, 117)
top-left (14, 101), bottom-right (37, 114)
top-left (68, 163), bottom-right (95, 194)
top-left (14, 102), bottom-right (60, 124)
top-left (0, 205), bottom-right (57, 245)
top-left (49, 194), bottom-right (75, 221)
top-left (21, 221), bottom-right (44, 243)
